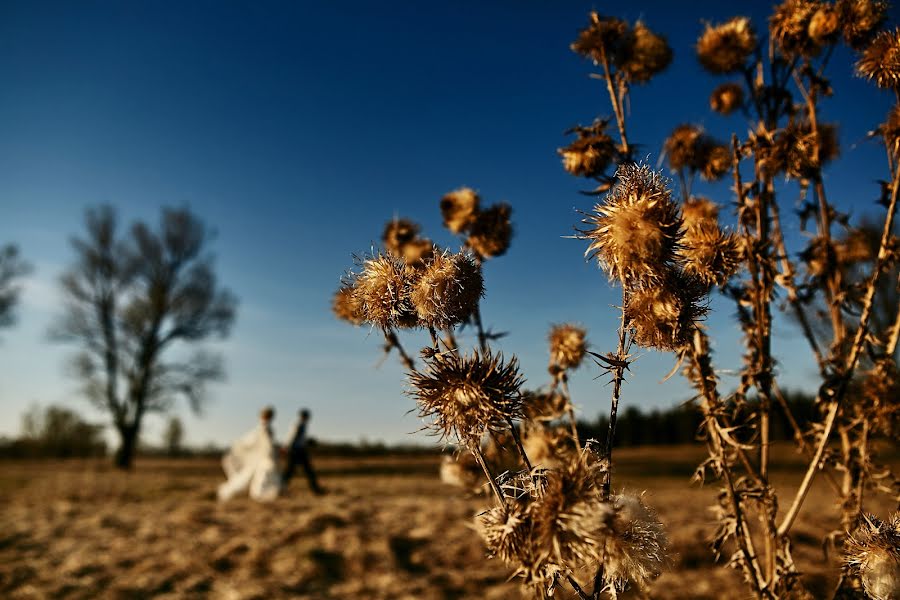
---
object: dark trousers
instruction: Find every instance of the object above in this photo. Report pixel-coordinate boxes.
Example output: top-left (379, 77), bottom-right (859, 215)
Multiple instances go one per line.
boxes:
top-left (283, 447), bottom-right (322, 493)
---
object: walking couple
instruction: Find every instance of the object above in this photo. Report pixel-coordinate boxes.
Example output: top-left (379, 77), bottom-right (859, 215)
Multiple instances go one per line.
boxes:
top-left (217, 406), bottom-right (324, 502)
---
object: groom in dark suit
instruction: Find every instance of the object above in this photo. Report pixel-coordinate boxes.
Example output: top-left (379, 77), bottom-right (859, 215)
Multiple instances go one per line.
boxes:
top-left (282, 409), bottom-right (324, 495)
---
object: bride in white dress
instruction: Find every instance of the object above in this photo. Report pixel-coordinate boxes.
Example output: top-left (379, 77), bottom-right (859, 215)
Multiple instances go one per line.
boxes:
top-left (217, 406), bottom-right (282, 502)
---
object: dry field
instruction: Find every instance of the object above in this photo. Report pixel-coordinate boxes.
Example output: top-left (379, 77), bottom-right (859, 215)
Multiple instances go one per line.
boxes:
top-left (1, 445), bottom-right (896, 599)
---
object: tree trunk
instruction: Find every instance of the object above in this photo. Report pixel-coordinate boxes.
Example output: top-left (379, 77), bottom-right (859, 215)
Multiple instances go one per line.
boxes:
top-left (113, 425), bottom-right (138, 469)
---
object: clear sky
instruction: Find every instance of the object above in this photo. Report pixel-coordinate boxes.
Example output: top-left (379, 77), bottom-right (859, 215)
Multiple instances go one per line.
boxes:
top-left (1, 1), bottom-right (897, 448)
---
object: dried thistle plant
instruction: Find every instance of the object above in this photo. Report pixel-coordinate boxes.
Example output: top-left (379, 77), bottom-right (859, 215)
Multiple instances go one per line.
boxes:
top-left (408, 349), bottom-right (525, 443)
top-left (335, 4), bottom-right (899, 599)
top-left (843, 513), bottom-right (900, 600)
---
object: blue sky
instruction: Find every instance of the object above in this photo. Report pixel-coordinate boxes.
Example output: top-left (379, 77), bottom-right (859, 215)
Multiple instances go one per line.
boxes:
top-left (0, 1), bottom-right (896, 447)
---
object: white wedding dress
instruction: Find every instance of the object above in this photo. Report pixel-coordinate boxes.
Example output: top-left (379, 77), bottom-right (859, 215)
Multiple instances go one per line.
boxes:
top-left (217, 422), bottom-right (282, 502)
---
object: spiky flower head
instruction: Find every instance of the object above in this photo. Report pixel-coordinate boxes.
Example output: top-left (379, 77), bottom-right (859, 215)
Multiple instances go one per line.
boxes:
top-left (696, 17), bottom-right (757, 74)
top-left (701, 143), bottom-right (732, 181)
top-left (838, 0), bottom-right (888, 50)
top-left (351, 251), bottom-right (418, 329)
top-left (410, 249), bottom-right (483, 330)
top-left (625, 272), bottom-right (708, 351)
top-left (857, 28), bottom-right (900, 90)
top-left (523, 389), bottom-right (569, 422)
top-left (467, 203), bottom-right (513, 259)
top-left (382, 218), bottom-right (420, 256)
top-left (332, 283), bottom-right (364, 326)
top-left (398, 237), bottom-right (434, 268)
top-left (559, 119), bottom-right (618, 179)
top-left (581, 163), bottom-right (682, 284)
top-left (599, 494), bottom-right (669, 593)
top-left (521, 422), bottom-right (576, 468)
top-left (678, 218), bottom-right (742, 288)
top-left (681, 196), bottom-right (720, 227)
top-left (664, 124), bottom-right (704, 172)
top-left (409, 349), bottom-right (525, 442)
top-left (619, 22), bottom-right (673, 84)
top-left (770, 0), bottom-right (825, 58)
top-left (809, 4), bottom-right (842, 44)
top-left (664, 125), bottom-right (730, 181)
top-left (760, 121), bottom-right (840, 180)
top-left (710, 82), bottom-right (745, 115)
top-left (548, 323), bottom-right (588, 371)
top-left (844, 513), bottom-right (900, 600)
top-left (571, 12), bottom-right (634, 67)
top-left (440, 187), bottom-right (480, 234)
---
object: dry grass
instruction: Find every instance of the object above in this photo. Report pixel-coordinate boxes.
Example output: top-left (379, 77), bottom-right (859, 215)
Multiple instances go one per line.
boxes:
top-left (1, 445), bottom-right (895, 599)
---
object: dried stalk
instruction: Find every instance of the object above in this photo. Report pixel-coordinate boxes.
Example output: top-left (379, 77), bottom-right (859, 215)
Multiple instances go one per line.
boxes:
top-left (778, 167), bottom-right (900, 536)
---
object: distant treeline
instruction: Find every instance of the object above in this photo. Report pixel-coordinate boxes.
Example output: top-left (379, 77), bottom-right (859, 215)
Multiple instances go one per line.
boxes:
top-left (0, 405), bottom-right (107, 459)
top-left (1, 390), bottom-right (833, 459)
top-left (577, 389), bottom-right (819, 447)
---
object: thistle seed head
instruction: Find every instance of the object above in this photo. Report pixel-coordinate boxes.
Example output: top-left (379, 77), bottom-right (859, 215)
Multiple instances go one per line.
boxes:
top-left (408, 349), bottom-right (525, 442)
top-left (521, 422), bottom-right (576, 468)
top-left (844, 513), bottom-right (900, 600)
top-left (696, 17), bottom-right (757, 74)
top-left (351, 251), bottom-right (418, 329)
top-left (679, 197), bottom-right (741, 288)
top-left (581, 163), bottom-right (681, 284)
top-left (332, 283), bottom-right (364, 326)
top-left (838, 0), bottom-right (888, 50)
top-left (618, 22), bottom-right (673, 84)
top-left (548, 323), bottom-right (588, 371)
top-left (410, 249), bottom-right (483, 330)
top-left (600, 494), bottom-right (669, 593)
top-left (664, 125), bottom-right (731, 181)
top-left (624, 271), bottom-right (708, 351)
top-left (398, 237), bottom-right (435, 268)
top-left (759, 120), bottom-right (840, 180)
top-left (681, 196), bottom-right (720, 227)
top-left (559, 119), bottom-right (618, 179)
top-left (710, 82), bottom-right (745, 115)
top-left (809, 4), bottom-right (842, 44)
top-left (382, 218), bottom-right (420, 256)
top-left (523, 389), bottom-right (569, 422)
top-left (679, 220), bottom-right (742, 288)
top-left (571, 12), bottom-right (634, 67)
top-left (700, 143), bottom-right (732, 181)
top-left (467, 203), bottom-right (513, 259)
top-left (440, 187), bottom-right (480, 234)
top-left (770, 0), bottom-right (825, 58)
top-left (857, 28), bottom-right (900, 90)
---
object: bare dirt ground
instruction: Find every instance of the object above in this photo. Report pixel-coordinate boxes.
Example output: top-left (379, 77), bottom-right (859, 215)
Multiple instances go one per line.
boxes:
top-left (0, 445), bottom-right (895, 599)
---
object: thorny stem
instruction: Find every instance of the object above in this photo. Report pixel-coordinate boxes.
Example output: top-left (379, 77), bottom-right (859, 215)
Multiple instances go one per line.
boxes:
top-left (427, 326), bottom-right (440, 351)
top-left (506, 417), bottom-right (533, 472)
top-left (472, 303), bottom-right (489, 354)
top-left (597, 43), bottom-right (630, 158)
top-left (559, 376), bottom-right (581, 448)
top-left (778, 166), bottom-right (900, 537)
top-left (567, 575), bottom-right (591, 600)
top-left (769, 196), bottom-right (826, 370)
top-left (732, 135), bottom-right (778, 586)
top-left (382, 327), bottom-right (415, 370)
top-left (886, 301), bottom-right (900, 357)
top-left (688, 333), bottom-right (766, 597)
top-left (600, 288), bottom-right (629, 501)
top-left (772, 382), bottom-right (842, 494)
top-left (470, 441), bottom-right (506, 509)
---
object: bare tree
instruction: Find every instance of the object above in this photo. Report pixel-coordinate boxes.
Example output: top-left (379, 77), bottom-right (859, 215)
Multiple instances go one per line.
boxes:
top-left (54, 206), bottom-right (236, 469)
top-left (0, 244), bottom-right (30, 329)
